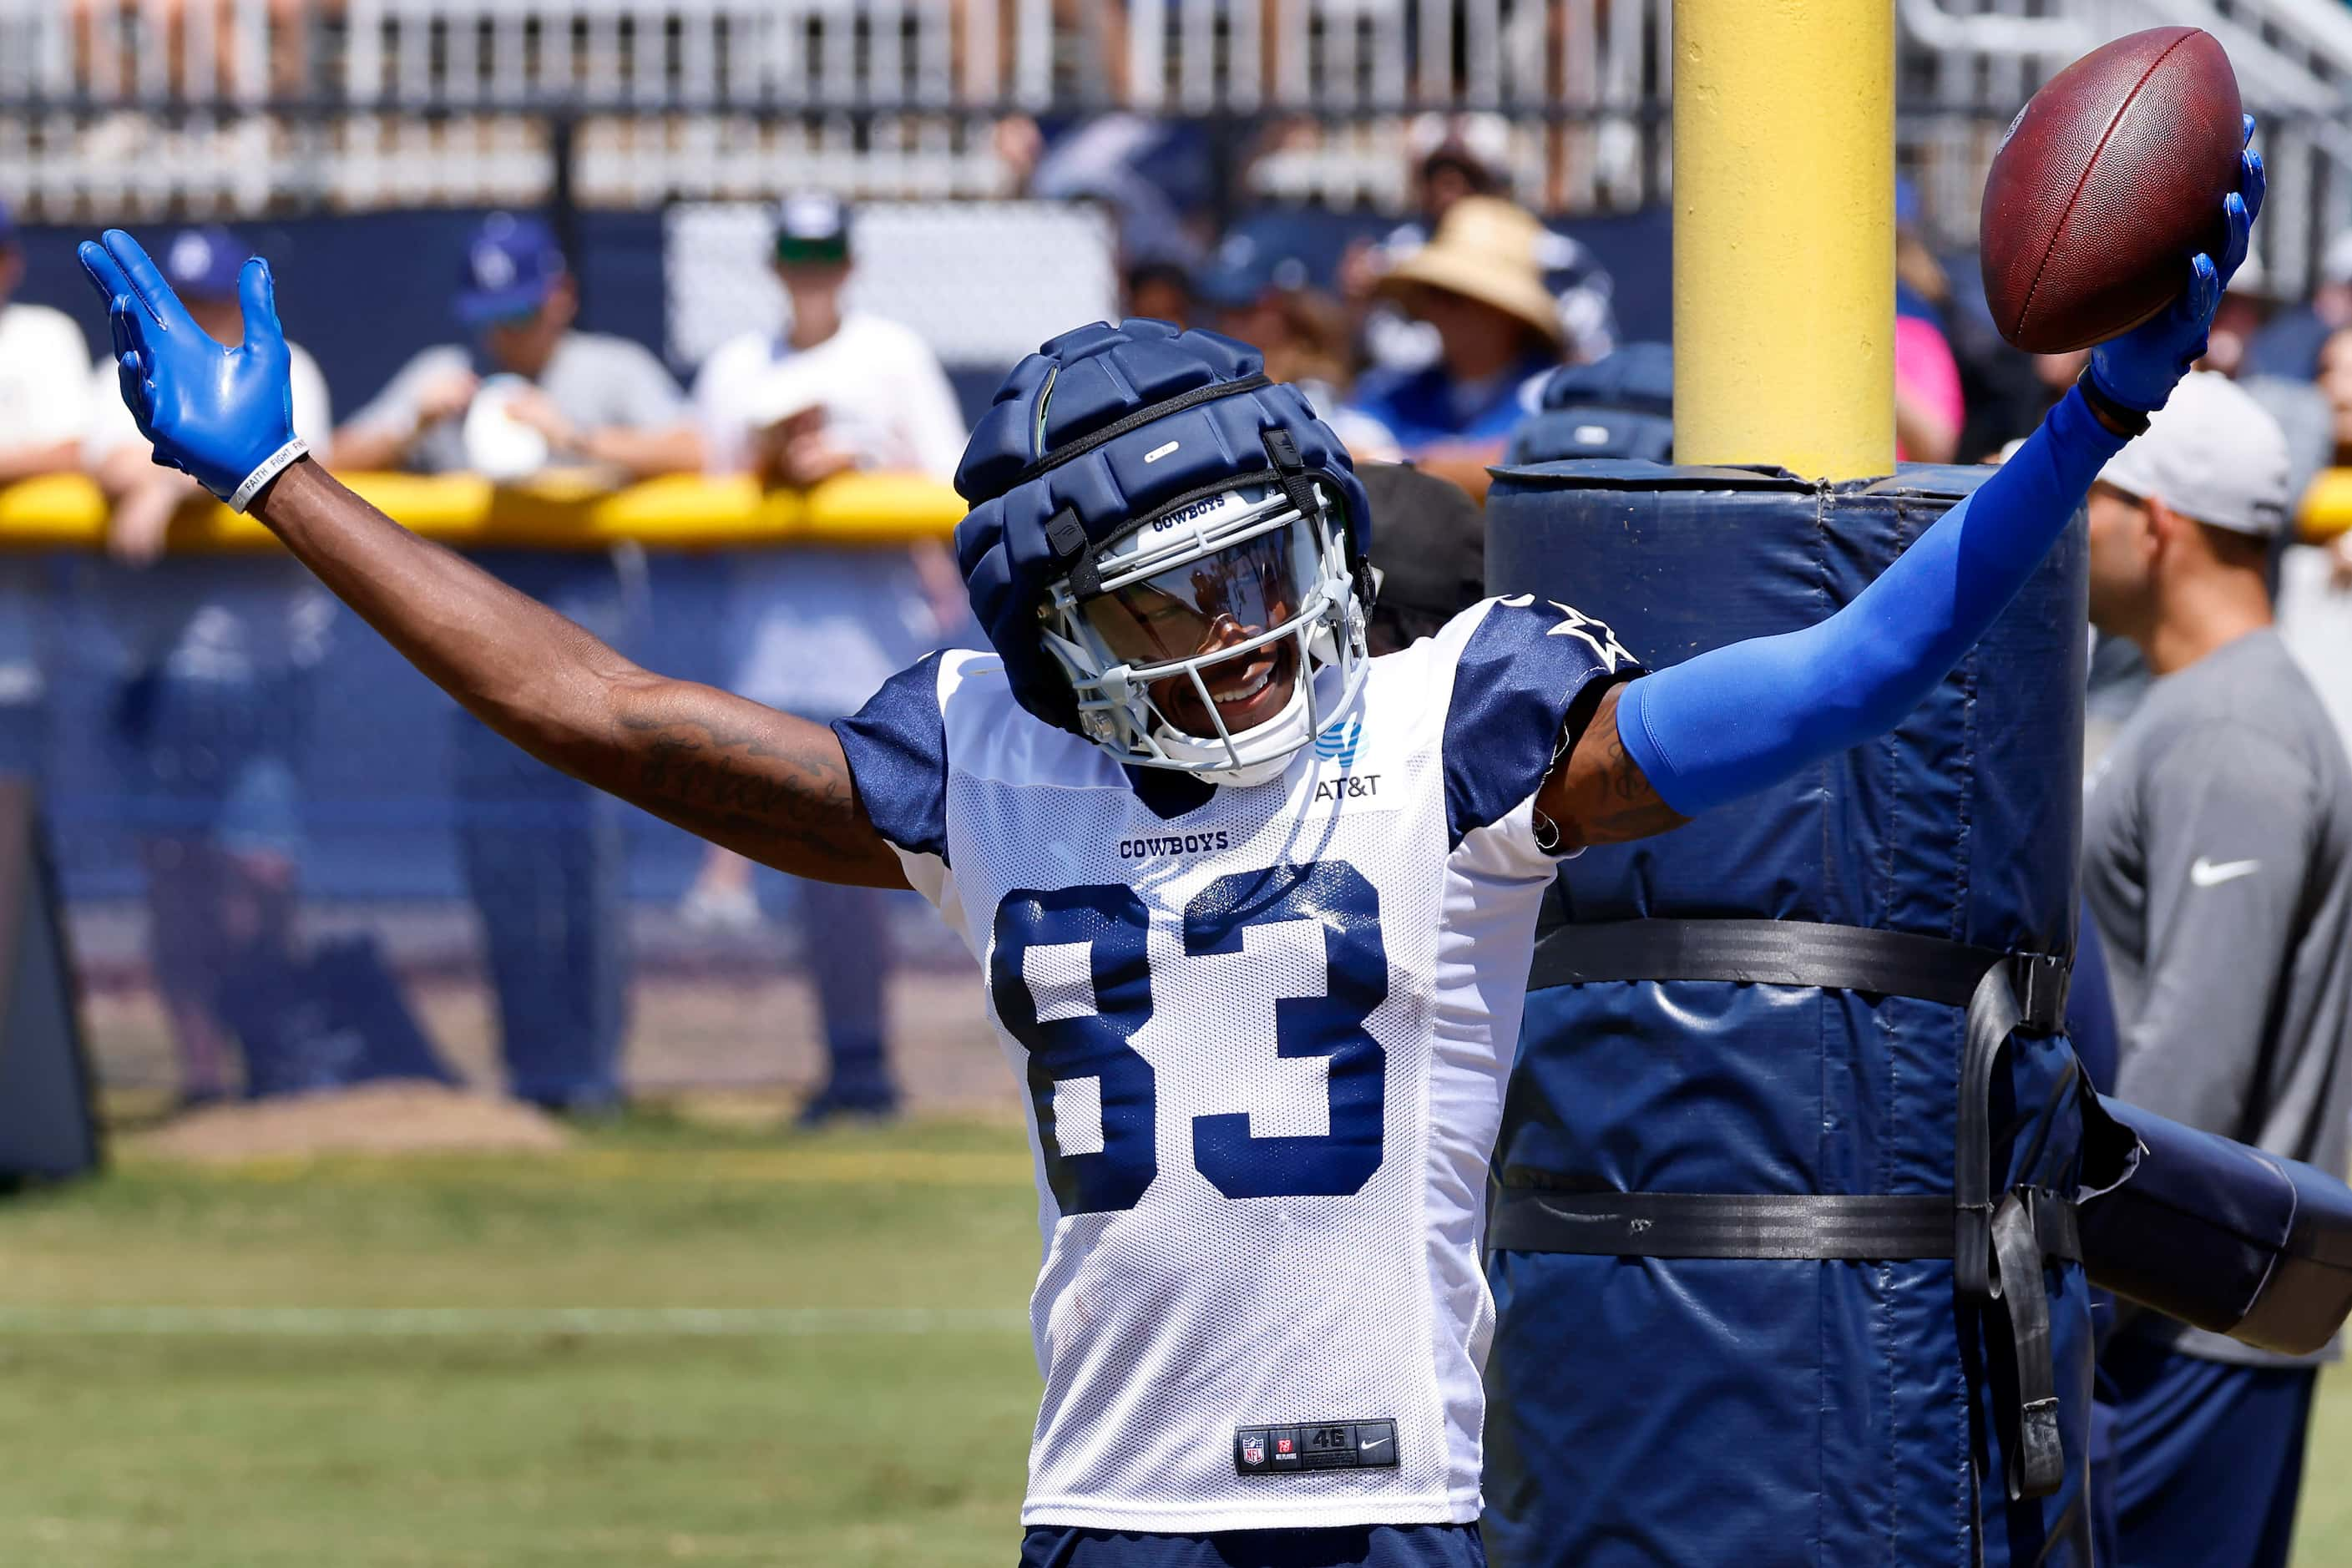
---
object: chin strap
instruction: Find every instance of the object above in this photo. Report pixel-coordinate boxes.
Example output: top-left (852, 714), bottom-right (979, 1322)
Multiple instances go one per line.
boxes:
top-left (1262, 427), bottom-right (1321, 523)
top-left (1266, 427), bottom-right (1377, 615)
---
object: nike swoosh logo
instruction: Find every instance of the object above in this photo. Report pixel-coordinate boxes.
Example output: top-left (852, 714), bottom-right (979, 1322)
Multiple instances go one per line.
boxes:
top-left (1360, 1438), bottom-right (1388, 1451)
top-left (2191, 857), bottom-right (2263, 888)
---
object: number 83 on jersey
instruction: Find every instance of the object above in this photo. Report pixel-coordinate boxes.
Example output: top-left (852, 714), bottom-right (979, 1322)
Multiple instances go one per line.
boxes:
top-left (987, 857), bottom-right (1390, 1212)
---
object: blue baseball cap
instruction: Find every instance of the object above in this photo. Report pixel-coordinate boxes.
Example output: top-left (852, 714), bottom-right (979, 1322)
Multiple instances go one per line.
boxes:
top-left (455, 211), bottom-right (566, 326)
top-left (1196, 231), bottom-right (1309, 310)
top-left (161, 225), bottom-right (246, 300)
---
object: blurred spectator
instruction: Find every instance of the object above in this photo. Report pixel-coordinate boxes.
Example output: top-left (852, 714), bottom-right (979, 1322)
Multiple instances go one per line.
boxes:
top-left (1935, 199), bottom-right (2067, 464)
top-left (0, 205), bottom-right (89, 483)
top-left (1505, 341), bottom-right (1675, 467)
top-left (1894, 317), bottom-right (1964, 464)
top-left (2204, 250), bottom-right (2276, 382)
top-left (331, 212), bottom-right (701, 1114)
top-left (1121, 258), bottom-right (1197, 329)
top-left (2087, 251), bottom-right (2334, 727)
top-left (957, 0), bottom-right (1136, 109)
top-left (0, 199), bottom-right (93, 781)
top-left (78, 228), bottom-right (315, 1101)
top-left (2208, 254), bottom-right (2334, 509)
top-left (1960, 346), bottom-right (2085, 468)
top-left (2278, 327), bottom-right (2352, 757)
top-left (1196, 232), bottom-right (1399, 461)
top-left (1004, 112), bottom-right (1216, 269)
top-left (1356, 462), bottom-right (1486, 655)
top-left (1201, 238), bottom-right (1340, 384)
top-left (1344, 114), bottom-right (1618, 377)
top-left (2314, 327), bottom-right (2352, 468)
top-left (1344, 195), bottom-right (1567, 490)
top-left (1893, 179), bottom-right (1963, 464)
top-left (70, 0), bottom-right (330, 101)
top-left (2276, 524), bottom-right (2352, 768)
top-left (2245, 232), bottom-right (2352, 382)
top-left (686, 194), bottom-right (969, 1125)
top-left (329, 213), bottom-right (700, 482)
top-left (2080, 372), bottom-right (2352, 1568)
top-left (1892, 175), bottom-right (1944, 324)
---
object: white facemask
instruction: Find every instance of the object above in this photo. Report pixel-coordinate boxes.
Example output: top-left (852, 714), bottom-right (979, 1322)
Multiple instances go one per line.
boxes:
top-left (1037, 482), bottom-right (1371, 787)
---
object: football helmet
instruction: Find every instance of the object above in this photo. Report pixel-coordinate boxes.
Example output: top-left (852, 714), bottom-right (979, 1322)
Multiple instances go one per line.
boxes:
top-left (1039, 477), bottom-right (1369, 787)
top-left (954, 320), bottom-right (1373, 787)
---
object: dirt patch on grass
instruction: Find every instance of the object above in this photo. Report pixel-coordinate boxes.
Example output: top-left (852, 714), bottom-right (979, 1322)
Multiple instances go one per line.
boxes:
top-left (124, 1080), bottom-right (572, 1165)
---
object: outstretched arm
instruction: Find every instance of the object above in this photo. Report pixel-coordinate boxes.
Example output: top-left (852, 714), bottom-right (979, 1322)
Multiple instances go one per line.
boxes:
top-left (1537, 128), bottom-right (2260, 847)
top-left (1535, 386), bottom-right (2139, 849)
top-left (260, 461), bottom-right (904, 886)
top-left (78, 230), bottom-right (908, 890)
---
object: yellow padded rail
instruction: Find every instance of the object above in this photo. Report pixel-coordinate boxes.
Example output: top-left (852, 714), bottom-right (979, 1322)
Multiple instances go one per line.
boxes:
top-left (0, 471), bottom-right (968, 552)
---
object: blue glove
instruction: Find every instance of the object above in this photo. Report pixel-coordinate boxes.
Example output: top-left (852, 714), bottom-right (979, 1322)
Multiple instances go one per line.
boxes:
top-left (2087, 114), bottom-right (2266, 412)
top-left (75, 229), bottom-right (307, 511)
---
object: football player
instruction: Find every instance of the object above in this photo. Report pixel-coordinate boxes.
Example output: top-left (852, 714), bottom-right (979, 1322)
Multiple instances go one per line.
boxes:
top-left (76, 140), bottom-right (2254, 1568)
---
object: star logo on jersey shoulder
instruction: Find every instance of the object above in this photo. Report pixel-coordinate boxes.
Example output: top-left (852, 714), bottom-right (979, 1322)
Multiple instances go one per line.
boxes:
top-left (1499, 594), bottom-right (1635, 673)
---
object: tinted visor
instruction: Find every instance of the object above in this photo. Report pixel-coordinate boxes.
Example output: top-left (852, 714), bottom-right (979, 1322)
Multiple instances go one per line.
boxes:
top-left (1080, 522), bottom-right (1308, 668)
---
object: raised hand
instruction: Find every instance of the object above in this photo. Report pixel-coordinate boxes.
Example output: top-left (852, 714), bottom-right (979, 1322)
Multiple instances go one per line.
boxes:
top-left (76, 229), bottom-right (308, 511)
top-left (2089, 114), bottom-right (2266, 413)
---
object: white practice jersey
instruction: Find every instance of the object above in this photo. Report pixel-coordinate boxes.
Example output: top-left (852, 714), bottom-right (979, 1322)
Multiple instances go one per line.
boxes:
top-left (833, 594), bottom-right (1639, 1532)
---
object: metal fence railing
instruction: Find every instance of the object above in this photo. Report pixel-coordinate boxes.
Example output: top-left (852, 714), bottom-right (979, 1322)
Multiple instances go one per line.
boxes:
top-left (1, 0), bottom-right (2348, 286)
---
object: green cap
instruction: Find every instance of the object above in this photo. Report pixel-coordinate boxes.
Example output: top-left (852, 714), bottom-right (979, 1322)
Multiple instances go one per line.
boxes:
top-left (774, 192), bottom-right (850, 266)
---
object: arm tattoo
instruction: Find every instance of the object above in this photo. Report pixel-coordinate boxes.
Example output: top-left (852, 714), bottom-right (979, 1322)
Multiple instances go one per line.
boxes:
top-left (1576, 708), bottom-right (1691, 844)
top-left (611, 702), bottom-right (904, 886)
top-left (1536, 680), bottom-right (1692, 850)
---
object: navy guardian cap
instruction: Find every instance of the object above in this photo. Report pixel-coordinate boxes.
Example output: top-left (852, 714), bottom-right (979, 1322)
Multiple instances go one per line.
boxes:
top-left (953, 319), bottom-right (1375, 785)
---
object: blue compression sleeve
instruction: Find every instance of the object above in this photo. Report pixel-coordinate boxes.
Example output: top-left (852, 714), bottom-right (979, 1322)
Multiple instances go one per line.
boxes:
top-left (1617, 387), bottom-right (2127, 817)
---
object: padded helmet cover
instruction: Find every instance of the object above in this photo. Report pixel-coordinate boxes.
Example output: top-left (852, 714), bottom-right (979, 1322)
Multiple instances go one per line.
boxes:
top-left (953, 319), bottom-right (1373, 735)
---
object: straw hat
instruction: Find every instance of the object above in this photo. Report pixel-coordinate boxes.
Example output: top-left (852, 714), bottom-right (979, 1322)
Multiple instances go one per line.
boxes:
top-left (1378, 196), bottom-right (1564, 346)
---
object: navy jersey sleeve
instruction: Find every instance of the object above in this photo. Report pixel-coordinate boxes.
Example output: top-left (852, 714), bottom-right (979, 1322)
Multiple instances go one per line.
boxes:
top-left (1441, 594), bottom-right (1643, 851)
top-left (830, 653), bottom-right (951, 867)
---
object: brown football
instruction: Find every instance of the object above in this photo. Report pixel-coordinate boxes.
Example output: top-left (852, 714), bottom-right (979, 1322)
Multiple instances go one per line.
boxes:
top-left (1980, 27), bottom-right (2242, 353)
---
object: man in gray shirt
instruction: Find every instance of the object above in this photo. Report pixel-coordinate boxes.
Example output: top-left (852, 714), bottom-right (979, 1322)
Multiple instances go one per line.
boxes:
top-left (2081, 372), bottom-right (2352, 1568)
top-left (331, 212), bottom-right (701, 1112)
top-left (330, 214), bottom-right (699, 483)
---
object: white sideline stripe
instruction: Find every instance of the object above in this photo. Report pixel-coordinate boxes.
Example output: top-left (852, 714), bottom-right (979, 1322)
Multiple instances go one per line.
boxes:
top-left (0, 1306), bottom-right (1030, 1338)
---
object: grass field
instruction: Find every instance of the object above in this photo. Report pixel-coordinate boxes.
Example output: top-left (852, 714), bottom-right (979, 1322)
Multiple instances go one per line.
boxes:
top-left (1, 1113), bottom-right (2346, 1566)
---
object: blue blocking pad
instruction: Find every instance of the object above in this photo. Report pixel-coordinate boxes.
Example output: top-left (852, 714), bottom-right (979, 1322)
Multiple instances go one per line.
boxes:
top-left (2081, 1095), bottom-right (2352, 1357)
top-left (1482, 461), bottom-right (2093, 1568)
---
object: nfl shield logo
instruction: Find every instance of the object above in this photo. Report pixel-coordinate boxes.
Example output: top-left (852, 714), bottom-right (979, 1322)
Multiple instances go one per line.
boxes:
top-left (1242, 1437), bottom-right (1266, 1465)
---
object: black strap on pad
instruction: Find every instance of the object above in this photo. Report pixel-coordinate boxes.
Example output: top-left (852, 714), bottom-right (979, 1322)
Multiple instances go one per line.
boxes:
top-left (1992, 1188), bottom-right (2066, 1499)
top-left (1488, 1186), bottom-right (2078, 1263)
top-left (1525, 917), bottom-right (2070, 1024)
top-left (1501, 915), bottom-right (2080, 1500)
